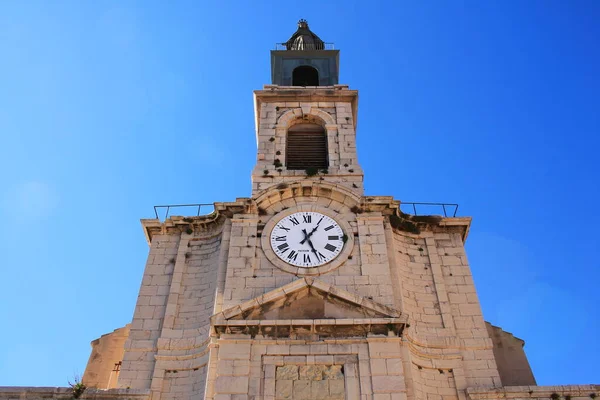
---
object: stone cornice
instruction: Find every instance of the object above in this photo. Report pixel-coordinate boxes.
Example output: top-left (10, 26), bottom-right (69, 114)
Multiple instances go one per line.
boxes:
top-left (0, 387), bottom-right (150, 400)
top-left (141, 198), bottom-right (252, 244)
top-left (466, 385), bottom-right (600, 400)
top-left (142, 192), bottom-right (471, 243)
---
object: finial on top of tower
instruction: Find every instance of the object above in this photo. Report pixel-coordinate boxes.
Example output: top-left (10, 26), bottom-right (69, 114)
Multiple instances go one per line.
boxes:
top-left (297, 19), bottom-right (309, 29)
top-left (285, 19), bottom-right (325, 51)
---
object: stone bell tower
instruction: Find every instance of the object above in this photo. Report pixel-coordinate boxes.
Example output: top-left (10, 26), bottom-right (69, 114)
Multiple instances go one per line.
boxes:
top-left (252, 19), bottom-right (363, 196)
top-left (67, 19), bottom-right (600, 400)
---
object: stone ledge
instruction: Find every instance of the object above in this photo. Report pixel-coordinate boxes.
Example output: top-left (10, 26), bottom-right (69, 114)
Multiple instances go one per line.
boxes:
top-left (466, 385), bottom-right (600, 400)
top-left (0, 387), bottom-right (150, 400)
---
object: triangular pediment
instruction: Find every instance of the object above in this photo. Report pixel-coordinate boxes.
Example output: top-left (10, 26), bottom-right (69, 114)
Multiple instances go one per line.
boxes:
top-left (211, 278), bottom-right (406, 338)
top-left (214, 278), bottom-right (401, 322)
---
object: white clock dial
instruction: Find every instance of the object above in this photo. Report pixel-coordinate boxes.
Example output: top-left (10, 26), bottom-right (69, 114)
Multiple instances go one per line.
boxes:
top-left (270, 212), bottom-right (345, 268)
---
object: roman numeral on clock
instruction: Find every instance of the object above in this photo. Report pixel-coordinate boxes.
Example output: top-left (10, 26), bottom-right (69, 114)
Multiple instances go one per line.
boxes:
top-left (289, 217), bottom-right (300, 226)
top-left (328, 236), bottom-right (339, 240)
top-left (303, 214), bottom-right (311, 223)
top-left (324, 225), bottom-right (334, 231)
top-left (303, 254), bottom-right (311, 263)
top-left (324, 243), bottom-right (337, 252)
top-left (275, 236), bottom-right (286, 241)
top-left (287, 250), bottom-right (298, 261)
top-left (278, 243), bottom-right (289, 251)
top-left (277, 225), bottom-right (290, 232)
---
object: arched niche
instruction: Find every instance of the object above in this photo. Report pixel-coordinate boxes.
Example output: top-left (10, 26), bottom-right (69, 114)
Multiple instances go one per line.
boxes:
top-left (292, 65), bottom-right (319, 86)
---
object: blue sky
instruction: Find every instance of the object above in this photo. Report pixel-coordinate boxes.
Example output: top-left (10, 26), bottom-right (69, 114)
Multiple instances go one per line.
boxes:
top-left (0, 0), bottom-right (598, 387)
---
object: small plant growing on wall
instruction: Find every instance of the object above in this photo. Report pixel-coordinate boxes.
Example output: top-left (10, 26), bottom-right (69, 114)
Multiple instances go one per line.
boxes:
top-left (389, 214), bottom-right (420, 234)
top-left (320, 169), bottom-right (328, 174)
top-left (269, 137), bottom-right (275, 142)
top-left (68, 375), bottom-right (86, 399)
top-left (263, 170), bottom-right (269, 175)
top-left (273, 159), bottom-right (283, 168)
top-left (550, 393), bottom-right (560, 400)
top-left (186, 227), bottom-right (193, 235)
top-left (276, 150), bottom-right (281, 155)
top-left (257, 207), bottom-right (267, 216)
top-left (350, 205), bottom-right (363, 214)
top-left (305, 167), bottom-right (319, 177)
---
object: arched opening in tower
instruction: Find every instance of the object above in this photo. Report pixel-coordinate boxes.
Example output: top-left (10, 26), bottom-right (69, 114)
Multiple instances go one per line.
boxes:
top-left (286, 123), bottom-right (328, 170)
top-left (292, 66), bottom-right (319, 86)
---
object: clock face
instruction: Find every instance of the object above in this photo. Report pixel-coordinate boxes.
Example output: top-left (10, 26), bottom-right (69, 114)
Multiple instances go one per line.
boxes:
top-left (270, 212), bottom-right (345, 268)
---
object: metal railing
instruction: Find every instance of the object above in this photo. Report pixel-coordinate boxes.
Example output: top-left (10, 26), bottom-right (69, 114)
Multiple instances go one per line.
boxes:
top-left (399, 202), bottom-right (459, 218)
top-left (154, 203), bottom-right (214, 221)
top-left (274, 42), bottom-right (335, 51)
top-left (153, 201), bottom-right (459, 221)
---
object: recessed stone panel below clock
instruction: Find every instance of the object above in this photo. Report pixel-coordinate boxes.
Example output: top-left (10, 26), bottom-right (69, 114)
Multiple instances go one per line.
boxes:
top-left (275, 365), bottom-right (345, 400)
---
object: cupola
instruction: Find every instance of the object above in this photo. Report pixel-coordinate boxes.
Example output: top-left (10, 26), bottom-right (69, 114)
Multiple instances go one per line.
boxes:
top-left (271, 20), bottom-right (339, 86)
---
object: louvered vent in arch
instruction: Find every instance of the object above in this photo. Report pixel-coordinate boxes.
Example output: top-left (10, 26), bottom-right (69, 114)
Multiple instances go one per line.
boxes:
top-left (286, 123), bottom-right (328, 170)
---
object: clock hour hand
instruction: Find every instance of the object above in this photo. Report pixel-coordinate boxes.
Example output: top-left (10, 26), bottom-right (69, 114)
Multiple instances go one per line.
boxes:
top-left (300, 217), bottom-right (323, 244)
top-left (301, 229), bottom-right (321, 261)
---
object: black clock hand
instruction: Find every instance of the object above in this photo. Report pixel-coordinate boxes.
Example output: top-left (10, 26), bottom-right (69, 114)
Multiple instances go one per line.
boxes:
top-left (301, 229), bottom-right (320, 261)
top-left (307, 238), bottom-right (320, 261)
top-left (300, 216), bottom-right (323, 244)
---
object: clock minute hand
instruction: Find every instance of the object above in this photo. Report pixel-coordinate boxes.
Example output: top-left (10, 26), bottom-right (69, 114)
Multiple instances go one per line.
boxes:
top-left (300, 218), bottom-right (323, 244)
top-left (301, 229), bottom-right (321, 261)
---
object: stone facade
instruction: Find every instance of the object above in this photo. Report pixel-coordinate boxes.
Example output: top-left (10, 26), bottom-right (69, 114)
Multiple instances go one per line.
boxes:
top-left (251, 86), bottom-right (363, 197)
top-left (1, 27), bottom-right (597, 400)
top-left (82, 325), bottom-right (130, 389)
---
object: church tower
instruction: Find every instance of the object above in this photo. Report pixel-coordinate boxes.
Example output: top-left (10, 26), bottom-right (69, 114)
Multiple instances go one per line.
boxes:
top-left (79, 20), bottom-right (548, 400)
top-left (252, 19), bottom-right (363, 197)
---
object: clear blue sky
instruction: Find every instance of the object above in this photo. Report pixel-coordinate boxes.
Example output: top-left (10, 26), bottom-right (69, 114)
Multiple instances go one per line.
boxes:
top-left (0, 0), bottom-right (598, 387)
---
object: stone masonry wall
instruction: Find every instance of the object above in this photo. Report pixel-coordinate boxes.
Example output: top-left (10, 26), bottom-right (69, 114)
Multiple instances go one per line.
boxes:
top-left (204, 336), bottom-right (407, 400)
top-left (221, 190), bottom-right (396, 312)
top-left (119, 220), bottom-right (226, 391)
top-left (485, 323), bottom-right (536, 386)
top-left (275, 365), bottom-right (345, 400)
top-left (82, 325), bottom-right (130, 389)
top-left (118, 233), bottom-right (179, 389)
top-left (173, 235), bottom-right (222, 331)
top-left (160, 365), bottom-right (208, 400)
top-left (390, 227), bottom-right (502, 389)
top-left (252, 94), bottom-right (363, 196)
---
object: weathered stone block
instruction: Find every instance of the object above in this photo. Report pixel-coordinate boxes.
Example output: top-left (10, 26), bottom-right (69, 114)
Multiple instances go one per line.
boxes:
top-left (324, 365), bottom-right (344, 380)
top-left (275, 379), bottom-right (293, 399)
top-left (329, 379), bottom-right (345, 395)
top-left (299, 365), bottom-right (325, 380)
top-left (276, 365), bottom-right (299, 380)
top-left (293, 380), bottom-right (311, 400)
top-left (311, 380), bottom-right (329, 399)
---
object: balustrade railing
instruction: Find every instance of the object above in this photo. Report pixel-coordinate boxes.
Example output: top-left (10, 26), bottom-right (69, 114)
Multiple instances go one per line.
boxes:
top-left (399, 202), bottom-right (459, 218)
top-left (153, 201), bottom-right (459, 221)
top-left (153, 203), bottom-right (214, 221)
top-left (274, 42), bottom-right (335, 51)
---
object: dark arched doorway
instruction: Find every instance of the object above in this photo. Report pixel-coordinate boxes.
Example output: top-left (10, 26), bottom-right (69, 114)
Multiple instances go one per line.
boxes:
top-left (292, 66), bottom-right (319, 86)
